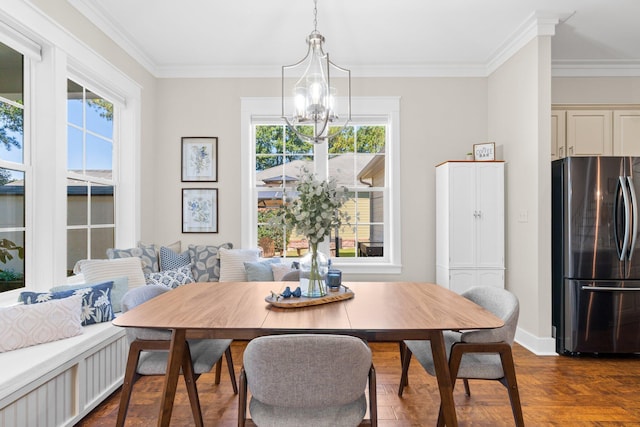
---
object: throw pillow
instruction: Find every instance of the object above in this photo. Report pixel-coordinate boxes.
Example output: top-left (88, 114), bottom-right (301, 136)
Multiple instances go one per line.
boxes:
top-left (50, 276), bottom-right (129, 313)
top-left (159, 246), bottom-right (191, 271)
top-left (80, 257), bottom-right (146, 289)
top-left (144, 265), bottom-right (194, 289)
top-left (244, 259), bottom-right (281, 281)
top-left (218, 248), bottom-right (261, 282)
top-left (272, 263), bottom-right (296, 281)
top-left (0, 296), bottom-right (83, 353)
top-left (107, 245), bottom-right (158, 275)
top-left (188, 243), bottom-right (233, 282)
top-left (20, 281), bottom-right (114, 326)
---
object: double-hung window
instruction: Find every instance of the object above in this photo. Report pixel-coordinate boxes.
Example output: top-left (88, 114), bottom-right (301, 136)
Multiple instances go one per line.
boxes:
top-left (0, 10), bottom-right (140, 304)
top-left (66, 79), bottom-right (116, 274)
top-left (242, 97), bottom-right (401, 274)
top-left (0, 40), bottom-right (27, 292)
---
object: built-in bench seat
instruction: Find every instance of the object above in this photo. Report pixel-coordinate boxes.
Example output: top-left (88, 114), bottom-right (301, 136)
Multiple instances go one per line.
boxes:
top-left (0, 321), bottom-right (127, 427)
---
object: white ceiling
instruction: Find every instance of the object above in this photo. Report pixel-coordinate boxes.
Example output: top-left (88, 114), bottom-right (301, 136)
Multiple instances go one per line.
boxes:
top-left (67, 0), bottom-right (640, 78)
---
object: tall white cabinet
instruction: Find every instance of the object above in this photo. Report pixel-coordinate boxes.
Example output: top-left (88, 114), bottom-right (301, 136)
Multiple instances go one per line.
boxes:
top-left (435, 161), bottom-right (505, 294)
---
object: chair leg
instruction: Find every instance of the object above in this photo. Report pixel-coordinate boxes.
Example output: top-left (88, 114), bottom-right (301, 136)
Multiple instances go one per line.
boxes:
top-left (225, 346), bottom-right (238, 394)
top-left (181, 342), bottom-right (204, 427)
top-left (214, 357), bottom-right (223, 384)
top-left (368, 364), bottom-right (378, 427)
top-left (238, 367), bottom-right (248, 427)
top-left (398, 343), bottom-right (413, 397)
top-left (116, 342), bottom-right (143, 427)
top-left (499, 345), bottom-right (525, 427)
top-left (463, 378), bottom-right (471, 396)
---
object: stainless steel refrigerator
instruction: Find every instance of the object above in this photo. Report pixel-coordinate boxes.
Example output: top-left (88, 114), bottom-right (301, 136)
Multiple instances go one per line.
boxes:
top-left (552, 156), bottom-right (640, 355)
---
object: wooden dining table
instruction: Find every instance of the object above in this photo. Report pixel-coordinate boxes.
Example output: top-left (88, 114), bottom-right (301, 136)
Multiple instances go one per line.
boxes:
top-left (113, 281), bottom-right (503, 427)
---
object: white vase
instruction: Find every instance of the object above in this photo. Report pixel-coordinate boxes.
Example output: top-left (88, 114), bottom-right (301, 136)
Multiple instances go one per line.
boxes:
top-left (299, 246), bottom-right (328, 297)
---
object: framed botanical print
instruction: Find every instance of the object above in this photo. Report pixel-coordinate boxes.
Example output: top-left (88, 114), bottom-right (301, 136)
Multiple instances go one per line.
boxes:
top-left (182, 188), bottom-right (218, 233)
top-left (181, 137), bottom-right (218, 182)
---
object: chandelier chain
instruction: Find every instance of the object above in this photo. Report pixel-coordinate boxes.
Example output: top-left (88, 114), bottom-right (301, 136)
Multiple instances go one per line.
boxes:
top-left (313, 0), bottom-right (318, 32)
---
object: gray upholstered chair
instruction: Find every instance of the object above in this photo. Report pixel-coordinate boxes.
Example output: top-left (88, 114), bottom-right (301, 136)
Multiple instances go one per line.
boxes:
top-left (398, 286), bottom-right (523, 426)
top-left (239, 334), bottom-right (377, 427)
top-left (116, 285), bottom-right (237, 427)
top-left (280, 269), bottom-right (300, 281)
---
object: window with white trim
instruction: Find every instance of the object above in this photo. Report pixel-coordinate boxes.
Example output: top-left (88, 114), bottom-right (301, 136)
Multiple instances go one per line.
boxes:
top-left (66, 79), bottom-right (116, 274)
top-left (242, 97), bottom-right (401, 274)
top-left (0, 40), bottom-right (26, 292)
top-left (0, 13), bottom-right (140, 303)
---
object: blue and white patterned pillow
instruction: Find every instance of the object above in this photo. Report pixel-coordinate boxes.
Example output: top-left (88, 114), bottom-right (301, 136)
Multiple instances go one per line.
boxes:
top-left (188, 243), bottom-right (233, 282)
top-left (106, 244), bottom-right (158, 275)
top-left (19, 281), bottom-right (114, 326)
top-left (159, 246), bottom-right (191, 271)
top-left (145, 265), bottom-right (194, 289)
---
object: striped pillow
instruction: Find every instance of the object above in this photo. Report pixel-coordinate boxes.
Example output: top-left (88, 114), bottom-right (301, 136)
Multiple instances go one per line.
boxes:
top-left (81, 257), bottom-right (146, 288)
top-left (218, 248), bottom-right (261, 282)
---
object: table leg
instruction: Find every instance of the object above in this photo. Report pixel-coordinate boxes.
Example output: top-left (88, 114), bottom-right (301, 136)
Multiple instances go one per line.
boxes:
top-left (429, 330), bottom-right (458, 427)
top-left (158, 328), bottom-right (186, 427)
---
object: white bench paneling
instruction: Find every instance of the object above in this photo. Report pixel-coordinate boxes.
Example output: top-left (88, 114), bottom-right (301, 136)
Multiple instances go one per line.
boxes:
top-left (0, 323), bottom-right (127, 427)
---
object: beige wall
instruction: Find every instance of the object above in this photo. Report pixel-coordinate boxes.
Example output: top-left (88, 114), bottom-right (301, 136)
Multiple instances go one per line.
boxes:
top-left (488, 37), bottom-right (553, 342)
top-left (552, 77), bottom-right (640, 104)
top-left (154, 77), bottom-right (488, 282)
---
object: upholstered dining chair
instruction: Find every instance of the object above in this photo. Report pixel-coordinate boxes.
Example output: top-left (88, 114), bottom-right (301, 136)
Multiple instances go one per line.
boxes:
top-left (116, 284), bottom-right (237, 427)
top-left (280, 269), bottom-right (300, 281)
top-left (398, 286), bottom-right (523, 426)
top-left (239, 334), bottom-right (377, 427)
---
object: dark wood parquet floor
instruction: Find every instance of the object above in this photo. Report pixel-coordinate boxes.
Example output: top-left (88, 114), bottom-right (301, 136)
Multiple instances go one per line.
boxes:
top-left (77, 341), bottom-right (640, 426)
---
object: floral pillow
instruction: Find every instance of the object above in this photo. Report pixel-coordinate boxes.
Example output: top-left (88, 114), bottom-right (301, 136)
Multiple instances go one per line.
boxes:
top-left (188, 242), bottom-right (233, 282)
top-left (145, 265), bottom-right (194, 289)
top-left (19, 281), bottom-right (114, 326)
top-left (106, 244), bottom-right (158, 275)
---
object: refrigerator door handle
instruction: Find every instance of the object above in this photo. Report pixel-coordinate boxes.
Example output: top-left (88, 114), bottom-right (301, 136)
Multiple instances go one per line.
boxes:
top-left (616, 177), bottom-right (631, 261)
top-left (581, 285), bottom-right (640, 292)
top-left (627, 177), bottom-right (638, 261)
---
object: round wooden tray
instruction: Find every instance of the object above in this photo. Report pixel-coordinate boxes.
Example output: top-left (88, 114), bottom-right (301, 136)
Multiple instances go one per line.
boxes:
top-left (265, 285), bottom-right (354, 308)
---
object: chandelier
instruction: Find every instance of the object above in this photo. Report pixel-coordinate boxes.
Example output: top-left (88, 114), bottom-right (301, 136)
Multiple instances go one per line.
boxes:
top-left (281, 0), bottom-right (351, 144)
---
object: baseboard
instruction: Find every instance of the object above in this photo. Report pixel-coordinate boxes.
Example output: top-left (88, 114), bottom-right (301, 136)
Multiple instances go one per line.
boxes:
top-left (514, 327), bottom-right (557, 356)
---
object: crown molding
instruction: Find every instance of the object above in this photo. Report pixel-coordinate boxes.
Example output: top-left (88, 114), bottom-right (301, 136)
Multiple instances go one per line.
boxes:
top-left (552, 59), bottom-right (640, 77)
top-left (155, 62), bottom-right (490, 79)
top-left (67, 0), bottom-right (159, 76)
top-left (485, 11), bottom-right (572, 75)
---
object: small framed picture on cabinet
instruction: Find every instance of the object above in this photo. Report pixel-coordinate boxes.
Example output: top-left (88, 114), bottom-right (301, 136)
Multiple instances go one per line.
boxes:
top-left (473, 142), bottom-right (496, 161)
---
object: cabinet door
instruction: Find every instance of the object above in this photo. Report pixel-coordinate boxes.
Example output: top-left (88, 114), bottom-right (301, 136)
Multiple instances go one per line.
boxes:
top-left (475, 163), bottom-right (504, 268)
top-left (566, 110), bottom-right (612, 156)
top-left (448, 163), bottom-right (476, 268)
top-left (551, 110), bottom-right (566, 160)
top-left (476, 269), bottom-right (504, 288)
top-left (613, 110), bottom-right (640, 156)
top-left (449, 270), bottom-right (476, 294)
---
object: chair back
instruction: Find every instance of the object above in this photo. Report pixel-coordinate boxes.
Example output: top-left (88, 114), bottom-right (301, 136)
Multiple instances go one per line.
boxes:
top-left (243, 334), bottom-right (371, 408)
top-left (121, 285), bottom-right (172, 342)
top-left (280, 270), bottom-right (300, 281)
top-left (460, 286), bottom-right (519, 344)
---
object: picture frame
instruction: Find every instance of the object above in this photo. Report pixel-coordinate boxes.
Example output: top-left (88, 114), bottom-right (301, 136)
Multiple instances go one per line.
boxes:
top-left (181, 137), bottom-right (218, 182)
top-left (473, 142), bottom-right (496, 161)
top-left (182, 188), bottom-right (218, 233)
